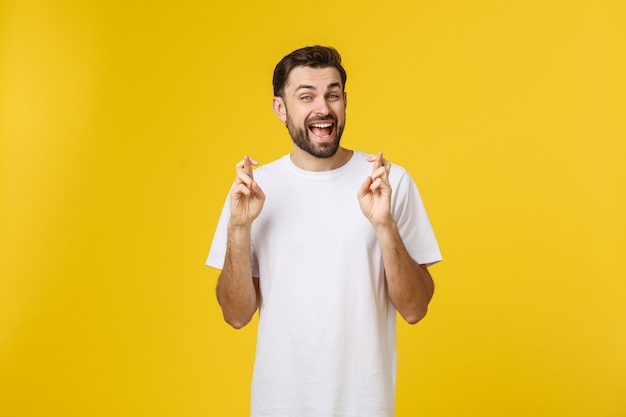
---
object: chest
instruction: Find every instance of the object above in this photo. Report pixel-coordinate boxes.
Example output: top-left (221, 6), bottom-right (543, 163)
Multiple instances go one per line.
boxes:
top-left (251, 176), bottom-right (376, 257)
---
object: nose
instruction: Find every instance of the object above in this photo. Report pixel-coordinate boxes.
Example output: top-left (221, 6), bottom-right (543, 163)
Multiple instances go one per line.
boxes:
top-left (312, 96), bottom-right (331, 115)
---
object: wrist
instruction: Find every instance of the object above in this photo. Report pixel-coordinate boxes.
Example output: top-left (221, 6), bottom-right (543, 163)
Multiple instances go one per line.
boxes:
top-left (228, 221), bottom-right (252, 236)
top-left (228, 215), bottom-right (254, 228)
top-left (226, 222), bottom-right (252, 252)
top-left (371, 218), bottom-right (397, 236)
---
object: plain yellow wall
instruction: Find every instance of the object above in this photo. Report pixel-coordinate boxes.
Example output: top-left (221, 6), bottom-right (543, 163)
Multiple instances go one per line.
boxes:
top-left (1, 1), bottom-right (625, 416)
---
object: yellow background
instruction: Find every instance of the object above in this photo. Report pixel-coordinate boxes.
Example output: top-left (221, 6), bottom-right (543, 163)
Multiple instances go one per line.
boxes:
top-left (1, 0), bottom-right (625, 416)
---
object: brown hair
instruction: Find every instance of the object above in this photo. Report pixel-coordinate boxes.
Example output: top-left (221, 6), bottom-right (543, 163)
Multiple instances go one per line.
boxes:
top-left (272, 46), bottom-right (347, 98)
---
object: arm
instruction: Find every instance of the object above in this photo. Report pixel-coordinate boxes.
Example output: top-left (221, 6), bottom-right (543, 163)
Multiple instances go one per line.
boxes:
top-left (216, 156), bottom-right (265, 329)
top-left (358, 152), bottom-right (434, 324)
top-left (372, 222), bottom-right (434, 324)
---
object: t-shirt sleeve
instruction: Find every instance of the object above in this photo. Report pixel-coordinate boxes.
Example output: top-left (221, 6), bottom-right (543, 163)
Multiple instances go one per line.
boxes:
top-left (392, 170), bottom-right (442, 266)
top-left (205, 194), bottom-right (231, 270)
top-left (205, 193), bottom-right (260, 277)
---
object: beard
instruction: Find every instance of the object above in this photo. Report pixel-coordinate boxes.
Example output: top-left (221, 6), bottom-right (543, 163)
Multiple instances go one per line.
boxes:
top-left (286, 112), bottom-right (345, 159)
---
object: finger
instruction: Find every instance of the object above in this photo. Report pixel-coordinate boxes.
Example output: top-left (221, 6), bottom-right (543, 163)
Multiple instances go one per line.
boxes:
top-left (243, 155), bottom-right (253, 178)
top-left (379, 160), bottom-right (390, 183)
top-left (236, 156), bottom-right (259, 187)
top-left (372, 156), bottom-right (391, 183)
top-left (370, 166), bottom-right (387, 180)
top-left (370, 151), bottom-right (384, 178)
top-left (374, 151), bottom-right (383, 169)
top-left (245, 155), bottom-right (260, 170)
top-left (236, 166), bottom-right (254, 188)
top-left (251, 180), bottom-right (266, 201)
top-left (370, 177), bottom-right (383, 192)
top-left (367, 151), bottom-right (383, 164)
top-left (382, 158), bottom-right (391, 178)
top-left (371, 166), bottom-right (387, 178)
top-left (236, 158), bottom-right (246, 174)
top-left (234, 183), bottom-right (251, 197)
top-left (238, 155), bottom-right (259, 174)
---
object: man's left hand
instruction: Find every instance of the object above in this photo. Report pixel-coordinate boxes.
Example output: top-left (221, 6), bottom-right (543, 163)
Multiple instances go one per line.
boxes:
top-left (358, 151), bottom-right (393, 227)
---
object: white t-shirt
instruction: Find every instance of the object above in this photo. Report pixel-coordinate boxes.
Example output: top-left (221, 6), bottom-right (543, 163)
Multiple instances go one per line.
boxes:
top-left (207, 151), bottom-right (441, 417)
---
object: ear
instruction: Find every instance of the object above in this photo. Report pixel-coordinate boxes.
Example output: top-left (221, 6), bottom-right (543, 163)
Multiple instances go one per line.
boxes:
top-left (272, 96), bottom-right (287, 123)
top-left (343, 91), bottom-right (347, 109)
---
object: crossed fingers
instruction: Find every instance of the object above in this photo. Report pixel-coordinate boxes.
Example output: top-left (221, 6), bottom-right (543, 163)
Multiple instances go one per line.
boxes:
top-left (234, 155), bottom-right (259, 196)
top-left (367, 151), bottom-right (391, 192)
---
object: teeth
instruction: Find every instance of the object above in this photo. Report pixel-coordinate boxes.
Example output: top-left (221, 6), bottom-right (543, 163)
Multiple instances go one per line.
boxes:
top-left (310, 123), bottom-right (332, 128)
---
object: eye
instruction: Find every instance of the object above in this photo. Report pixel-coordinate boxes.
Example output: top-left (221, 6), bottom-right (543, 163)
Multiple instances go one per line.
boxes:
top-left (326, 93), bottom-right (340, 100)
top-left (300, 95), bottom-right (313, 102)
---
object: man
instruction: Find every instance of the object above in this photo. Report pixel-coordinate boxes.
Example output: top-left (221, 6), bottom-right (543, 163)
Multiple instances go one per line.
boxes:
top-left (207, 46), bottom-right (441, 417)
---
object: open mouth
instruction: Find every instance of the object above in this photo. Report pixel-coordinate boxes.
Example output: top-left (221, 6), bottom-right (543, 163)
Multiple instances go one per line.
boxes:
top-left (308, 121), bottom-right (335, 141)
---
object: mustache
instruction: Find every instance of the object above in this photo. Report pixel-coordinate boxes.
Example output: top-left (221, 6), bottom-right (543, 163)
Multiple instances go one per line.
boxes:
top-left (306, 115), bottom-right (338, 125)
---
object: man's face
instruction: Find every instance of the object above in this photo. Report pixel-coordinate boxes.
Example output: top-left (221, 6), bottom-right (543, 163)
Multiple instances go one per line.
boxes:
top-left (275, 66), bottom-right (346, 159)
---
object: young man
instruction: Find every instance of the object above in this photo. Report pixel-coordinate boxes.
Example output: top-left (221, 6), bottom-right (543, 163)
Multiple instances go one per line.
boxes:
top-left (207, 46), bottom-right (441, 417)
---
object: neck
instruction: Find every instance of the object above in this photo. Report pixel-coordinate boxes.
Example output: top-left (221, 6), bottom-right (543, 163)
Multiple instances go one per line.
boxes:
top-left (290, 147), bottom-right (353, 172)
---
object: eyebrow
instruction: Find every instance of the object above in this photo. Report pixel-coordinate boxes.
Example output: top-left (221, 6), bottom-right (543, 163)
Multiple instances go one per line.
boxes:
top-left (294, 82), bottom-right (343, 93)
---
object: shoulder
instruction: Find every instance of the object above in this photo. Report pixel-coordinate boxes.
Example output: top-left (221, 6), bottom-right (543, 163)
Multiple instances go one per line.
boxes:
top-left (252, 154), bottom-right (290, 180)
top-left (353, 150), bottom-right (411, 184)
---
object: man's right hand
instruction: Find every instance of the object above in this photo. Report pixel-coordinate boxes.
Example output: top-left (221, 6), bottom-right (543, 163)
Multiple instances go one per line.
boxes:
top-left (229, 155), bottom-right (265, 227)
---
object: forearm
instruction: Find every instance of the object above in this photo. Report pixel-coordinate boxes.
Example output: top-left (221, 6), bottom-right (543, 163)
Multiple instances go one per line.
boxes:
top-left (375, 221), bottom-right (434, 324)
top-left (216, 223), bottom-right (259, 328)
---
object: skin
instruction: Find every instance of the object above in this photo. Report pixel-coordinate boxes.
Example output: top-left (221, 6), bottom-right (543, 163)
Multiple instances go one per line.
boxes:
top-left (273, 66), bottom-right (351, 171)
top-left (216, 66), bottom-right (434, 328)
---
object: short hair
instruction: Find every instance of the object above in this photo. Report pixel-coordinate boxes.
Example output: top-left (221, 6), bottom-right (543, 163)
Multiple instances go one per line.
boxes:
top-left (272, 46), bottom-right (347, 98)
